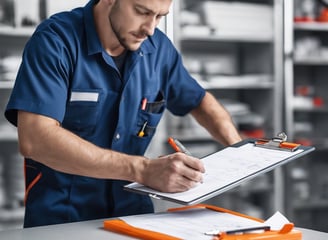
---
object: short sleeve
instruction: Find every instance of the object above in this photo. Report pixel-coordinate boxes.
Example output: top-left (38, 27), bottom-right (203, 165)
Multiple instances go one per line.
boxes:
top-left (5, 30), bottom-right (72, 126)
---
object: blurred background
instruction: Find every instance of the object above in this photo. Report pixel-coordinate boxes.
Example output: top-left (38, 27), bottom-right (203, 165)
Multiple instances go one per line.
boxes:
top-left (1, 0), bottom-right (328, 232)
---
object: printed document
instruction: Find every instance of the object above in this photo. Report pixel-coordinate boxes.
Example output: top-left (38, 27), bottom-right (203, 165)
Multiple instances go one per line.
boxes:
top-left (125, 141), bottom-right (313, 205)
top-left (119, 207), bottom-right (290, 240)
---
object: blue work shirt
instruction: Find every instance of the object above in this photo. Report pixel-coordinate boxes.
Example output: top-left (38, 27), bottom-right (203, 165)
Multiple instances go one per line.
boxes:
top-left (5, 0), bottom-right (205, 227)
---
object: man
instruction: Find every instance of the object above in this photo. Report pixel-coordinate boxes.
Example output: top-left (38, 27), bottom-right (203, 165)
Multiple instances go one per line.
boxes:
top-left (5, 0), bottom-right (241, 227)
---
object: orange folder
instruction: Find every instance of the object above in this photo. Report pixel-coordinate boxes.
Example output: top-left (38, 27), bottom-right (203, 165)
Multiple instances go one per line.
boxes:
top-left (103, 204), bottom-right (302, 240)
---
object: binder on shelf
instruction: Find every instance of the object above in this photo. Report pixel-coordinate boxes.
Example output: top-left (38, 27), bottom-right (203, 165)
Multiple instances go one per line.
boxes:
top-left (124, 133), bottom-right (315, 205)
top-left (103, 204), bottom-right (302, 240)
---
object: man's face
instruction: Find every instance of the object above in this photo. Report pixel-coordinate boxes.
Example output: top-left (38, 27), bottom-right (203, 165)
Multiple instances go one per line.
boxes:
top-left (108, 0), bottom-right (171, 51)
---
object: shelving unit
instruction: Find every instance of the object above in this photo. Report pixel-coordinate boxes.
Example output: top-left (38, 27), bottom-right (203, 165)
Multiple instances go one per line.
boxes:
top-left (165, 0), bottom-right (284, 219)
top-left (0, 0), bottom-right (90, 230)
top-left (284, 0), bottom-right (328, 232)
top-left (0, 26), bottom-right (29, 229)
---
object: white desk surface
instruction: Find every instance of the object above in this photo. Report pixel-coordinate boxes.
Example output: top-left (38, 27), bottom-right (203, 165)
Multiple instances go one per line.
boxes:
top-left (0, 216), bottom-right (327, 240)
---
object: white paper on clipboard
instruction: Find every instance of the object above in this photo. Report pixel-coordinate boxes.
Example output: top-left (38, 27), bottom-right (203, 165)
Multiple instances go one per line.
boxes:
top-left (124, 140), bottom-right (314, 205)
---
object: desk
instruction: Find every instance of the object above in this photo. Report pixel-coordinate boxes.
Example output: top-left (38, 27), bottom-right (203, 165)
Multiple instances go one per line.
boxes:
top-left (0, 216), bottom-right (327, 240)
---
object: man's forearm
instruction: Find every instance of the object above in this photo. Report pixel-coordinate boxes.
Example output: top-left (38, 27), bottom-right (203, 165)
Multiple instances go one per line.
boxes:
top-left (17, 111), bottom-right (206, 193)
top-left (17, 111), bottom-right (147, 182)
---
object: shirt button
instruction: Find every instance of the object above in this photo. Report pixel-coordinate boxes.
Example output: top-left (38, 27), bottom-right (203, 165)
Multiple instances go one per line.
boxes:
top-left (139, 51), bottom-right (143, 57)
top-left (115, 133), bottom-right (120, 140)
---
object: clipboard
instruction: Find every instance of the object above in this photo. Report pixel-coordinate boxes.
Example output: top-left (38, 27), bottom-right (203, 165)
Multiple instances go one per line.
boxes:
top-left (124, 134), bottom-right (315, 205)
top-left (103, 204), bottom-right (302, 240)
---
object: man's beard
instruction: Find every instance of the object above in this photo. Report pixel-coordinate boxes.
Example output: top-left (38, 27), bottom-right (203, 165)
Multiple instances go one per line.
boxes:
top-left (108, 17), bottom-right (131, 50)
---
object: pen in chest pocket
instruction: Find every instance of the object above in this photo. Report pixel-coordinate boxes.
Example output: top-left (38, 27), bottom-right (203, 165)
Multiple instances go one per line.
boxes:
top-left (137, 121), bottom-right (148, 137)
top-left (141, 98), bottom-right (147, 110)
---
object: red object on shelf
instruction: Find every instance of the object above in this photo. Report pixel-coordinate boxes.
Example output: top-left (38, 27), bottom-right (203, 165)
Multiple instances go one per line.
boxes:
top-left (313, 96), bottom-right (324, 107)
top-left (240, 129), bottom-right (265, 139)
top-left (317, 8), bottom-right (328, 22)
top-left (295, 85), bottom-right (314, 96)
top-left (294, 16), bottom-right (316, 22)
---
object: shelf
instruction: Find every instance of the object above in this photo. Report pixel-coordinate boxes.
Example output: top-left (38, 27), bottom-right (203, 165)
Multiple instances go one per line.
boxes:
top-left (0, 135), bottom-right (18, 142)
top-left (0, 26), bottom-right (34, 37)
top-left (0, 207), bottom-right (24, 222)
top-left (198, 74), bottom-right (274, 90)
top-left (199, 80), bottom-right (274, 90)
top-left (294, 22), bottom-right (328, 32)
top-left (0, 27), bottom-right (33, 52)
top-left (0, 81), bottom-right (15, 89)
top-left (294, 58), bottom-right (328, 65)
top-left (293, 107), bottom-right (328, 113)
top-left (180, 34), bottom-right (273, 43)
top-left (0, 126), bottom-right (18, 142)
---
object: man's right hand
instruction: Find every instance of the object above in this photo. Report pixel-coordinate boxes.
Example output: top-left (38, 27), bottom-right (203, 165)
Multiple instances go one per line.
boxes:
top-left (140, 153), bottom-right (205, 193)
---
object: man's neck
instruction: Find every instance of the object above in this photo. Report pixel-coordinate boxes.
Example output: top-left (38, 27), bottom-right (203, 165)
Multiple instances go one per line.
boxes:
top-left (93, 1), bottom-right (125, 56)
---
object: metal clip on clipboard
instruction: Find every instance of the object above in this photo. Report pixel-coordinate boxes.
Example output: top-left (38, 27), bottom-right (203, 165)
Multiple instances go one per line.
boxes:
top-left (255, 132), bottom-right (301, 152)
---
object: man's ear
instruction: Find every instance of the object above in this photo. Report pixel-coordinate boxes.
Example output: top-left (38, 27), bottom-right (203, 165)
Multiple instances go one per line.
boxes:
top-left (98, 0), bottom-right (116, 8)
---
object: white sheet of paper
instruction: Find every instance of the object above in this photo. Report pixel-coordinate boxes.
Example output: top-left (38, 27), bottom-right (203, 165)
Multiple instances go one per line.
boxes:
top-left (120, 208), bottom-right (267, 240)
top-left (265, 211), bottom-right (291, 230)
top-left (126, 143), bottom-right (304, 204)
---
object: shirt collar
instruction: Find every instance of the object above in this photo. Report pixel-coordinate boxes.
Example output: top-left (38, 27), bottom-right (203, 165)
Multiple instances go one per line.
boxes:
top-left (83, 0), bottom-right (156, 56)
top-left (140, 34), bottom-right (156, 55)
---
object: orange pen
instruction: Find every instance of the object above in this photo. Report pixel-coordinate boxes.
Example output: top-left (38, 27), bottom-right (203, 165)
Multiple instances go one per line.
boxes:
top-left (167, 137), bottom-right (181, 152)
top-left (167, 137), bottom-right (192, 156)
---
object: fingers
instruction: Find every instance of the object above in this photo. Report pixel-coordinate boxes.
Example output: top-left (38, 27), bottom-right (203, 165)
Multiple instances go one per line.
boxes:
top-left (141, 153), bottom-right (205, 193)
top-left (181, 154), bottom-right (205, 173)
top-left (165, 174), bottom-right (199, 193)
top-left (167, 153), bottom-right (204, 185)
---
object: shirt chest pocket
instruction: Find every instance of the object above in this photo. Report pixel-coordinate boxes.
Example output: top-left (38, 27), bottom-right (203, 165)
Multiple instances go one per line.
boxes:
top-left (62, 90), bottom-right (101, 138)
top-left (135, 91), bottom-right (166, 138)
